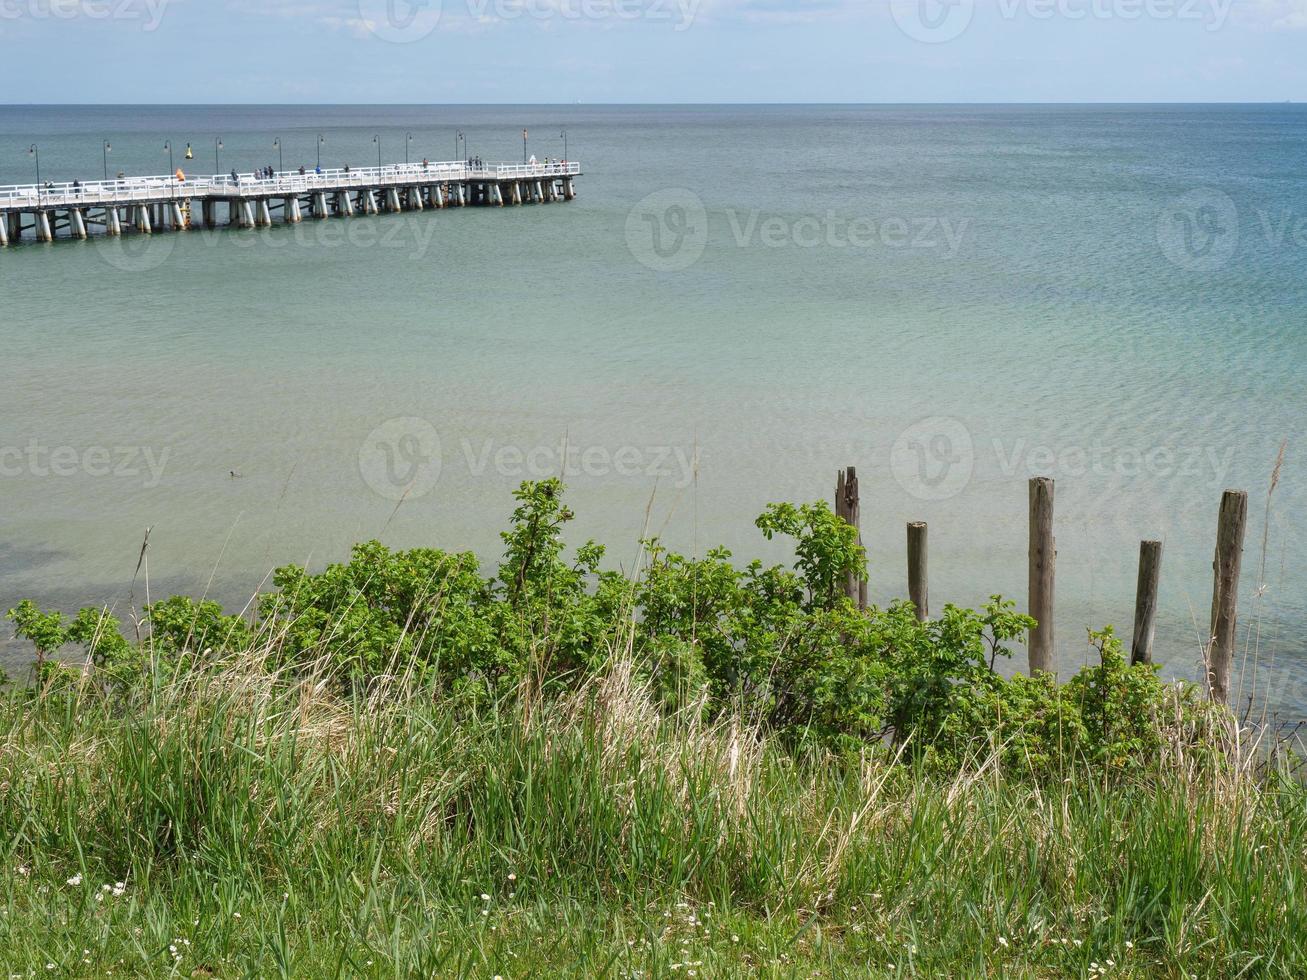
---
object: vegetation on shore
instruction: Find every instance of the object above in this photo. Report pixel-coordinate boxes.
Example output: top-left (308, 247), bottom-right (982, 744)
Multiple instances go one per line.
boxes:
top-left (2, 480), bottom-right (1302, 977)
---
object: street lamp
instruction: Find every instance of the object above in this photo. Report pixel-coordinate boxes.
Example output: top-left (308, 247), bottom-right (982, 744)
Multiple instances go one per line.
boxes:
top-left (373, 134), bottom-right (381, 170)
top-left (28, 144), bottom-right (40, 204)
top-left (406, 132), bottom-right (413, 165)
top-left (456, 131), bottom-right (464, 161)
top-left (164, 140), bottom-right (174, 174)
top-left (559, 129), bottom-right (568, 164)
top-left (214, 137), bottom-right (223, 174)
top-left (102, 140), bottom-right (111, 181)
top-left (317, 134), bottom-right (325, 170)
top-left (523, 128), bottom-right (528, 165)
top-left (273, 138), bottom-right (283, 174)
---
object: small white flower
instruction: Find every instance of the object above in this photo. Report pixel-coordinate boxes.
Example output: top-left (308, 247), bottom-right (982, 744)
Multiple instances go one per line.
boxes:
top-left (66, 873), bottom-right (83, 886)
top-left (480, 893), bottom-right (491, 901)
top-left (998, 937), bottom-right (1008, 948)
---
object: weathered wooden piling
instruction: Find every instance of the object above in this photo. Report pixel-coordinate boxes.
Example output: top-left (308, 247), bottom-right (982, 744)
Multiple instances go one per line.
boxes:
top-left (907, 522), bottom-right (929, 622)
top-left (1130, 540), bottom-right (1163, 666)
top-left (1028, 476), bottom-right (1056, 675)
top-left (835, 467), bottom-right (867, 610)
top-left (1207, 490), bottom-right (1248, 704)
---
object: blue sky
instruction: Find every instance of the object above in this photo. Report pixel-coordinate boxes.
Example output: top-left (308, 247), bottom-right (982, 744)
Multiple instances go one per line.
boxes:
top-left (1, 0), bottom-right (1306, 102)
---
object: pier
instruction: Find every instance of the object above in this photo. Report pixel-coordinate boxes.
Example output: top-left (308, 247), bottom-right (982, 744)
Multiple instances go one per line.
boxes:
top-left (0, 160), bottom-right (581, 246)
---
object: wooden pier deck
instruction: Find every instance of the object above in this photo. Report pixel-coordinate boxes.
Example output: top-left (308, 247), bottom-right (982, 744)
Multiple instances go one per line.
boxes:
top-left (0, 160), bottom-right (581, 245)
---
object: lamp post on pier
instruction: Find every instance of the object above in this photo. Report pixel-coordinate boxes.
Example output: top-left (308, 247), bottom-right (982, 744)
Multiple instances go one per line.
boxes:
top-left (317, 134), bottom-right (325, 170)
top-left (165, 140), bottom-right (174, 175)
top-left (214, 137), bottom-right (223, 174)
top-left (456, 131), bottom-right (464, 161)
top-left (373, 134), bottom-right (382, 170)
top-left (406, 132), bottom-right (413, 165)
top-left (523, 128), bottom-right (528, 164)
top-left (102, 141), bottom-right (111, 181)
top-left (273, 138), bottom-right (283, 174)
top-left (559, 129), bottom-right (567, 163)
top-left (28, 144), bottom-right (41, 205)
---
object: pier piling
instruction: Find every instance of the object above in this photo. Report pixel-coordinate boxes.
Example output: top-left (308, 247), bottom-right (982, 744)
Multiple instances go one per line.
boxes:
top-left (1028, 476), bottom-right (1056, 675)
top-left (835, 467), bottom-right (867, 610)
top-left (1130, 540), bottom-right (1163, 666)
top-left (907, 522), bottom-right (929, 622)
top-left (1207, 490), bottom-right (1248, 704)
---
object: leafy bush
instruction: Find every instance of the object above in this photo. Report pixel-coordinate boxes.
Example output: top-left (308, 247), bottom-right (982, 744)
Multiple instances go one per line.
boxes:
top-left (6, 479), bottom-right (1213, 774)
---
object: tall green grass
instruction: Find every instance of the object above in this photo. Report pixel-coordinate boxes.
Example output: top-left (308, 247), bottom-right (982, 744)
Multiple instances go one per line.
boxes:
top-left (1, 653), bottom-right (1304, 978)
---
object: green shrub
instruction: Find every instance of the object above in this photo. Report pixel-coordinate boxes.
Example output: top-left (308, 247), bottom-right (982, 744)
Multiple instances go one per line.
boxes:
top-left (7, 479), bottom-right (1215, 775)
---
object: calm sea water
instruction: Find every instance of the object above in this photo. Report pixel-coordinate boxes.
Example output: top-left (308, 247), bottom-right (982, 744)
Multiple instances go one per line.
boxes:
top-left (0, 104), bottom-right (1303, 715)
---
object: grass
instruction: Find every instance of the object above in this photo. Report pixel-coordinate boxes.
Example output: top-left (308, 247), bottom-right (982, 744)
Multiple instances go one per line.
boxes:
top-left (0, 652), bottom-right (1304, 978)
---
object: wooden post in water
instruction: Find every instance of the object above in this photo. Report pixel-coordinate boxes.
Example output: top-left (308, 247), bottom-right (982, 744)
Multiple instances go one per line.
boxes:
top-left (1207, 490), bottom-right (1248, 704)
top-left (835, 467), bottom-right (867, 610)
top-left (1028, 477), bottom-right (1055, 675)
top-left (1130, 540), bottom-right (1163, 666)
top-left (907, 522), bottom-right (928, 621)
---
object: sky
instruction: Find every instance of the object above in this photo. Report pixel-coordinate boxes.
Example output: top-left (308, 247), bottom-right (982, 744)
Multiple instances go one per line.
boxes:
top-left (1, 0), bottom-right (1306, 103)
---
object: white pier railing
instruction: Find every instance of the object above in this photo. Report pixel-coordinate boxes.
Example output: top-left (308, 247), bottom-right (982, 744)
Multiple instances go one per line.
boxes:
top-left (0, 160), bottom-right (582, 210)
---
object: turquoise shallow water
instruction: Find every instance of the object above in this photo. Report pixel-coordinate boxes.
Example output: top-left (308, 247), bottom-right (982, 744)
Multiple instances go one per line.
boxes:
top-left (0, 104), bottom-right (1304, 716)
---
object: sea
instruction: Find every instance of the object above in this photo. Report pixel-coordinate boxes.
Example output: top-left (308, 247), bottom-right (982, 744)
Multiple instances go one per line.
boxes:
top-left (0, 104), bottom-right (1303, 717)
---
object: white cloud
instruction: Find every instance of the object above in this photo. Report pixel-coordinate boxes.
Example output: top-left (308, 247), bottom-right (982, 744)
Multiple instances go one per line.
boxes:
top-left (1239, 0), bottom-right (1307, 30)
